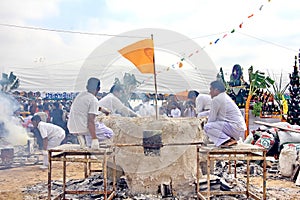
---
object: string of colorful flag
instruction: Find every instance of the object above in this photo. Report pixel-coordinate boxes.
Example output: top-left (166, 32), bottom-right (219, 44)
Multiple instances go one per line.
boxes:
top-left (170, 0), bottom-right (272, 70)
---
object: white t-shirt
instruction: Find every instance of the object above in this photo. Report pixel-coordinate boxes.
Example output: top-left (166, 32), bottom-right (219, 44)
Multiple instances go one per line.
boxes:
top-left (38, 121), bottom-right (65, 139)
top-left (98, 93), bottom-right (137, 117)
top-left (196, 94), bottom-right (212, 113)
top-left (208, 92), bottom-right (246, 131)
top-left (67, 91), bottom-right (99, 134)
top-left (137, 101), bottom-right (156, 116)
top-left (170, 107), bottom-right (181, 118)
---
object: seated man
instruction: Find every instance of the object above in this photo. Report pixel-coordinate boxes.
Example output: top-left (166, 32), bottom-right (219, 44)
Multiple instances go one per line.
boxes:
top-left (203, 80), bottom-right (246, 147)
top-left (31, 115), bottom-right (65, 168)
top-left (84, 121), bottom-right (114, 147)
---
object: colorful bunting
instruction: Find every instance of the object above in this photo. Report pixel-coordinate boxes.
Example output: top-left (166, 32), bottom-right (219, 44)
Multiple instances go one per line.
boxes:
top-left (168, 0), bottom-right (271, 71)
top-left (259, 5), bottom-right (264, 10)
top-left (214, 38), bottom-right (220, 44)
top-left (248, 14), bottom-right (254, 18)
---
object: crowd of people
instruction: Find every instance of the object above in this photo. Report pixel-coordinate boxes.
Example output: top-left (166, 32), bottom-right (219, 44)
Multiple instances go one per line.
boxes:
top-left (9, 77), bottom-right (246, 168)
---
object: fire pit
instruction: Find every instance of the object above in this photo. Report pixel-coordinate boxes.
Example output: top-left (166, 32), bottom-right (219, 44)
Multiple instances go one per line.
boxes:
top-left (100, 116), bottom-right (206, 196)
top-left (142, 130), bottom-right (162, 156)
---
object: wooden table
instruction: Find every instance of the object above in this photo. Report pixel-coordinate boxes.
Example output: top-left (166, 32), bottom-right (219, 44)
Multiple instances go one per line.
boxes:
top-left (47, 144), bottom-right (116, 200)
top-left (196, 145), bottom-right (267, 200)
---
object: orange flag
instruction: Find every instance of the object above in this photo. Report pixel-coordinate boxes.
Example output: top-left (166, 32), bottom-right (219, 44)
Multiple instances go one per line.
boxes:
top-left (118, 39), bottom-right (154, 74)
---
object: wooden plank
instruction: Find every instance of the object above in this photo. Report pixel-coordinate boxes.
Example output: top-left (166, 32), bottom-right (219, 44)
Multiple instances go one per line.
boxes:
top-left (254, 121), bottom-right (300, 133)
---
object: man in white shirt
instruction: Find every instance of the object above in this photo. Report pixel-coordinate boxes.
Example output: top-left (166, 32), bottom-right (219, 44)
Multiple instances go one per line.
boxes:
top-left (170, 102), bottom-right (181, 118)
top-left (196, 93), bottom-right (211, 117)
top-left (31, 115), bottom-right (65, 168)
top-left (137, 94), bottom-right (156, 116)
top-left (67, 77), bottom-right (101, 149)
top-left (98, 85), bottom-right (138, 117)
top-left (203, 80), bottom-right (246, 147)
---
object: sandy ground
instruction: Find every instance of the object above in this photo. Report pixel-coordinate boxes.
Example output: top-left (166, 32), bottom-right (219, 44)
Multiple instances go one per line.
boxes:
top-left (0, 162), bottom-right (299, 200)
top-left (0, 162), bottom-right (86, 200)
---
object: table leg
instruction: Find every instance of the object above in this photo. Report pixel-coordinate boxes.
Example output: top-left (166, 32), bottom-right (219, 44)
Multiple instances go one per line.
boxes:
top-left (47, 151), bottom-right (52, 200)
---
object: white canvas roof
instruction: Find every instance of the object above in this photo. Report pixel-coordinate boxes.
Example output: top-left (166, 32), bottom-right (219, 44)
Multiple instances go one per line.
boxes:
top-left (7, 28), bottom-right (218, 94)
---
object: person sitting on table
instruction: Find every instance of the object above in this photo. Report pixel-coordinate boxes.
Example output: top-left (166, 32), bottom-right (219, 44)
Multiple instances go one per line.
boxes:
top-left (203, 80), bottom-right (246, 147)
top-left (67, 77), bottom-right (106, 149)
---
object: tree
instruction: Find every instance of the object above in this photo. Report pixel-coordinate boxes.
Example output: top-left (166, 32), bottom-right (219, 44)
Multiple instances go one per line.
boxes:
top-left (244, 66), bottom-right (274, 137)
top-left (0, 72), bottom-right (19, 92)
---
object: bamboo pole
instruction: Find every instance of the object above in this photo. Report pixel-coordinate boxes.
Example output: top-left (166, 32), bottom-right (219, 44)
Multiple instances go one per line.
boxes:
top-left (244, 94), bottom-right (252, 138)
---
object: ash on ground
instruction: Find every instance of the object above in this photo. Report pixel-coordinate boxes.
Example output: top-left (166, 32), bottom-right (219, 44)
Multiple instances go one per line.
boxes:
top-left (22, 157), bottom-right (299, 200)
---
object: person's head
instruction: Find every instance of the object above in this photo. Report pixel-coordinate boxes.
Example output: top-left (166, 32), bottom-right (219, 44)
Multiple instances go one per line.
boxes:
top-left (110, 84), bottom-right (124, 98)
top-left (209, 80), bottom-right (226, 98)
top-left (31, 115), bottom-right (41, 128)
top-left (171, 102), bottom-right (178, 109)
top-left (187, 90), bottom-right (199, 100)
top-left (186, 100), bottom-right (194, 108)
top-left (37, 105), bottom-right (43, 112)
top-left (86, 77), bottom-right (101, 95)
top-left (53, 102), bottom-right (60, 109)
top-left (167, 94), bottom-right (177, 102)
top-left (141, 93), bottom-right (150, 103)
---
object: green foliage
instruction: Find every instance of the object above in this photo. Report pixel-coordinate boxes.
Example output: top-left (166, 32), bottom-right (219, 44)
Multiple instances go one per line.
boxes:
top-left (252, 102), bottom-right (262, 117)
top-left (267, 71), bottom-right (289, 108)
top-left (248, 66), bottom-right (275, 96)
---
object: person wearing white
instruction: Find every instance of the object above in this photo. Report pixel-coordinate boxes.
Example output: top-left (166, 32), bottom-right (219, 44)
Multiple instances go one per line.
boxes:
top-left (31, 115), bottom-right (65, 167)
top-left (85, 121), bottom-right (114, 146)
top-left (196, 93), bottom-right (211, 117)
top-left (204, 80), bottom-right (246, 147)
top-left (67, 77), bottom-right (101, 149)
top-left (98, 85), bottom-right (138, 117)
top-left (170, 103), bottom-right (181, 118)
top-left (137, 95), bottom-right (155, 116)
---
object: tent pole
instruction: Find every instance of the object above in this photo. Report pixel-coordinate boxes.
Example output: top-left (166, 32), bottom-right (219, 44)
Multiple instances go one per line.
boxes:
top-left (151, 34), bottom-right (159, 120)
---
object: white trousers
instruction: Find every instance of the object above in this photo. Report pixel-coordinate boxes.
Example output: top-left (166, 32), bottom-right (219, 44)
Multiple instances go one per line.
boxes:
top-left (43, 132), bottom-right (65, 166)
top-left (47, 132), bottom-right (65, 149)
top-left (204, 121), bottom-right (244, 147)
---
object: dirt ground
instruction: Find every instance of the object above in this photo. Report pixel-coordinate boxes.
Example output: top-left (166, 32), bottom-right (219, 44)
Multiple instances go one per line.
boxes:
top-left (0, 163), bottom-right (86, 200)
top-left (0, 162), bottom-right (299, 200)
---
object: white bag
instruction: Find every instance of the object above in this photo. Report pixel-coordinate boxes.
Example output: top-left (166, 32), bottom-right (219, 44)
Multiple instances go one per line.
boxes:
top-left (279, 145), bottom-right (297, 177)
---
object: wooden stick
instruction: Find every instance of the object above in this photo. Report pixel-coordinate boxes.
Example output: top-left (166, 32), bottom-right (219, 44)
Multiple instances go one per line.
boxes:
top-left (254, 121), bottom-right (300, 133)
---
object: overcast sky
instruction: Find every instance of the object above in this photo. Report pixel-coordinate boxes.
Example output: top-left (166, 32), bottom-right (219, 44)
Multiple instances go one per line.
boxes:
top-left (0, 0), bottom-right (299, 91)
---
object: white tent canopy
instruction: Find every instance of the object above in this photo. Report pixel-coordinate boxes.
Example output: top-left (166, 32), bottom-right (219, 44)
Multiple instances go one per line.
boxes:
top-left (7, 28), bottom-right (218, 94)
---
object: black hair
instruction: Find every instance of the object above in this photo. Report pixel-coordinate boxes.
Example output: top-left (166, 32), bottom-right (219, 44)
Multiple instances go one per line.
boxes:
top-left (86, 77), bottom-right (101, 92)
top-left (31, 115), bottom-right (41, 122)
top-left (210, 80), bottom-right (226, 92)
top-left (187, 90), bottom-right (199, 98)
top-left (53, 102), bottom-right (60, 109)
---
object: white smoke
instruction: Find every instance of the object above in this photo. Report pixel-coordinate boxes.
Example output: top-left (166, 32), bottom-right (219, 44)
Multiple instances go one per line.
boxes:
top-left (0, 92), bottom-right (29, 146)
